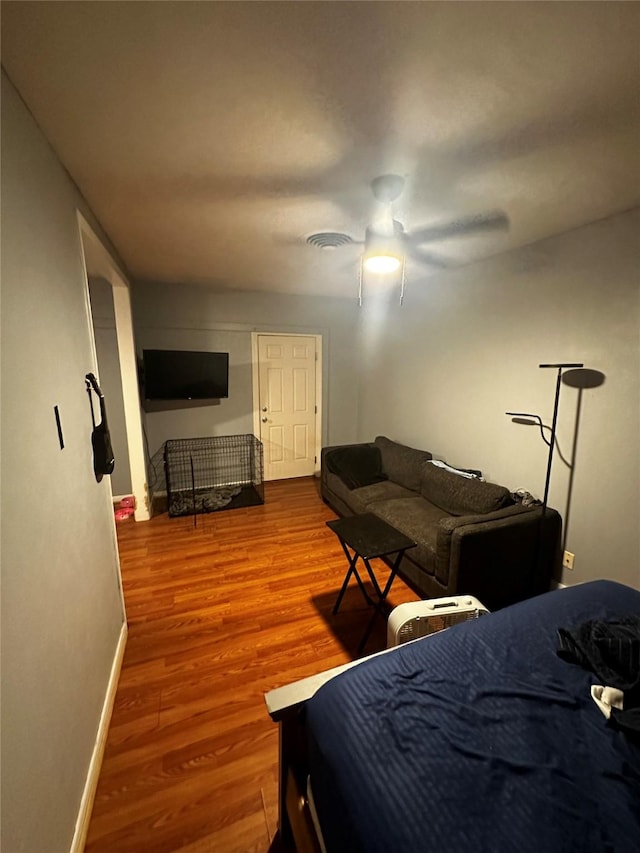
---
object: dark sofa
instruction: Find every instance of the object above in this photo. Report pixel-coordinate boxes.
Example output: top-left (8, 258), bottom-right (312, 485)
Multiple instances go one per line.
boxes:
top-left (321, 436), bottom-right (562, 610)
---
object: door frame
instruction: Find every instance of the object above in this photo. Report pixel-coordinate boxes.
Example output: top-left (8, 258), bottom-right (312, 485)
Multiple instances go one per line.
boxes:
top-left (77, 212), bottom-right (150, 522)
top-left (251, 332), bottom-right (323, 477)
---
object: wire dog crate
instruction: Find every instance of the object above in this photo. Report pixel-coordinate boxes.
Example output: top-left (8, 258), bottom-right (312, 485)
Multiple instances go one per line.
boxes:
top-left (164, 434), bottom-right (264, 518)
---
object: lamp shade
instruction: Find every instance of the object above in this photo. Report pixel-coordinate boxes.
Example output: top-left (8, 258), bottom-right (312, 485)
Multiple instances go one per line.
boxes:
top-left (363, 253), bottom-right (402, 273)
top-left (363, 225), bottom-right (402, 273)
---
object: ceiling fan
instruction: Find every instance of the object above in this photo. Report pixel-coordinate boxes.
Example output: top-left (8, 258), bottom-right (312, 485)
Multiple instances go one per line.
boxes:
top-left (306, 174), bottom-right (510, 274)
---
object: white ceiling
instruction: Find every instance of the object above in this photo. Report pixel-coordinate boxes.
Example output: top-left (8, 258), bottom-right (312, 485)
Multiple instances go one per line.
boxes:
top-left (2, 1), bottom-right (639, 297)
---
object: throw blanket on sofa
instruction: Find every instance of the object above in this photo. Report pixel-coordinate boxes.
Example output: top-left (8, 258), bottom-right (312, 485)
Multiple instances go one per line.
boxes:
top-left (325, 445), bottom-right (387, 490)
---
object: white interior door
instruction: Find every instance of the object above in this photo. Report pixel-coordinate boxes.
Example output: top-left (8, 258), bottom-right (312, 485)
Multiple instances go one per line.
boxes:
top-left (257, 334), bottom-right (317, 480)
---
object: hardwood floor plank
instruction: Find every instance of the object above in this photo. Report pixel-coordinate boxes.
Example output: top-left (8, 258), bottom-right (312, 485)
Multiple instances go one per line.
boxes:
top-left (85, 477), bottom-right (418, 852)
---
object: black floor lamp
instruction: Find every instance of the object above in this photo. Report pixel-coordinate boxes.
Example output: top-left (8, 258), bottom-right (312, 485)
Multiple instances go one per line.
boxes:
top-left (506, 362), bottom-right (583, 574)
top-left (507, 362), bottom-right (583, 515)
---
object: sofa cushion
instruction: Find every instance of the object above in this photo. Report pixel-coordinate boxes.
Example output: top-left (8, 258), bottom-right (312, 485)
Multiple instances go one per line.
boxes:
top-left (371, 496), bottom-right (450, 577)
top-left (325, 445), bottom-right (387, 490)
top-left (374, 436), bottom-right (433, 491)
top-left (420, 461), bottom-right (513, 516)
top-left (348, 481), bottom-right (418, 514)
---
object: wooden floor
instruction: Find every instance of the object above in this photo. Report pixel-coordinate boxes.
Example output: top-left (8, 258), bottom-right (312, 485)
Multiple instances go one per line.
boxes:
top-left (85, 477), bottom-right (418, 853)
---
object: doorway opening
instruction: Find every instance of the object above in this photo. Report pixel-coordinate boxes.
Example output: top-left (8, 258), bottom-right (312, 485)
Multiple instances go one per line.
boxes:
top-left (77, 212), bottom-right (150, 522)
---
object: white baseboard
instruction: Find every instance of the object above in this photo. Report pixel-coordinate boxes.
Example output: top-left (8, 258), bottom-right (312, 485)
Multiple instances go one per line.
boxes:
top-left (70, 620), bottom-right (128, 853)
top-left (551, 580), bottom-right (567, 590)
top-left (112, 494), bottom-right (131, 505)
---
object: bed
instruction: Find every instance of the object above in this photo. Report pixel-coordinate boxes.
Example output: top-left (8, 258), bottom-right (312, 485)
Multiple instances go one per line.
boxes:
top-left (265, 580), bottom-right (640, 852)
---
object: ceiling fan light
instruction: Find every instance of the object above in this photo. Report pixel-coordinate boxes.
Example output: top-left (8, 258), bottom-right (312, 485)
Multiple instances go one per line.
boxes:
top-left (363, 253), bottom-right (402, 274)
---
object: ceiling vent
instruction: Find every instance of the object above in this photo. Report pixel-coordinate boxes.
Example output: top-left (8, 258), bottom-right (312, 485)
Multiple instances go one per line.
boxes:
top-left (306, 232), bottom-right (354, 249)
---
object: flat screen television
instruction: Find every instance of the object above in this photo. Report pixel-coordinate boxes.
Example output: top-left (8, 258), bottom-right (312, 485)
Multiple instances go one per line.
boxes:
top-left (142, 349), bottom-right (229, 400)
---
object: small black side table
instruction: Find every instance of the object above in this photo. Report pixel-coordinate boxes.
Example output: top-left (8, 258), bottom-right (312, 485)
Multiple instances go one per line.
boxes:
top-left (326, 513), bottom-right (417, 653)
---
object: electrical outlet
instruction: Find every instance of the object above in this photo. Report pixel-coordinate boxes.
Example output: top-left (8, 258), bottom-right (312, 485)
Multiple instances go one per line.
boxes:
top-left (563, 550), bottom-right (575, 570)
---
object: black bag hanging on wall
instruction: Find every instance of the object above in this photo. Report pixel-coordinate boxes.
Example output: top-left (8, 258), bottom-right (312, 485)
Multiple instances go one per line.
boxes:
top-left (85, 373), bottom-right (115, 482)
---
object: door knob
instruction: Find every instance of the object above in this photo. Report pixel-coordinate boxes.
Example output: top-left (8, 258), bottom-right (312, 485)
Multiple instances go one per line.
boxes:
top-left (262, 417), bottom-right (268, 423)
top-left (262, 406), bottom-right (267, 412)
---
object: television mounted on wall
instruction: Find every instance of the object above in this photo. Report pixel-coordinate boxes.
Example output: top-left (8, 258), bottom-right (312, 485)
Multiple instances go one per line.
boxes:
top-left (142, 349), bottom-right (229, 400)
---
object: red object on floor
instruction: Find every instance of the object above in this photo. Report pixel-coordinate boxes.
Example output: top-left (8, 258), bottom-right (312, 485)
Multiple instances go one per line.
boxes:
top-left (114, 508), bottom-right (134, 521)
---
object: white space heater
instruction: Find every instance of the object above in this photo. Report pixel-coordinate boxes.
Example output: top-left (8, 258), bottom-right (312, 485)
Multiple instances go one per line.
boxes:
top-left (387, 595), bottom-right (489, 648)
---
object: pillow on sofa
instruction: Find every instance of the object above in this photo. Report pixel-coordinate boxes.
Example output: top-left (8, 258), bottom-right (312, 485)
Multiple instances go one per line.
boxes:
top-left (420, 461), bottom-right (513, 516)
top-left (325, 445), bottom-right (388, 490)
top-left (374, 436), bottom-right (433, 492)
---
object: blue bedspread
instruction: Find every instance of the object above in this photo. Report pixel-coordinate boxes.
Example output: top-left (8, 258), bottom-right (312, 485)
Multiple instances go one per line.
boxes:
top-left (306, 581), bottom-right (640, 852)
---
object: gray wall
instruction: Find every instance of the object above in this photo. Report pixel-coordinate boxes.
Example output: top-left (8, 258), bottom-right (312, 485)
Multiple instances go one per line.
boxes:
top-left (1, 73), bottom-right (125, 852)
top-left (356, 208), bottom-right (640, 588)
top-left (88, 277), bottom-right (133, 497)
top-left (131, 281), bottom-right (361, 459)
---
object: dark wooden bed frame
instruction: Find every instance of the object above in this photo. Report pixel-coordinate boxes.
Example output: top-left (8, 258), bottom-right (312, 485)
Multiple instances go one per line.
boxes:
top-left (265, 647), bottom-right (399, 852)
top-left (265, 595), bottom-right (488, 850)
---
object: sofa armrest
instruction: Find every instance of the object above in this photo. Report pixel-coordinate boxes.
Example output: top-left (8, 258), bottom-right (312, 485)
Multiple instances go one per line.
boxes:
top-left (435, 504), bottom-right (528, 581)
top-left (435, 504), bottom-right (562, 609)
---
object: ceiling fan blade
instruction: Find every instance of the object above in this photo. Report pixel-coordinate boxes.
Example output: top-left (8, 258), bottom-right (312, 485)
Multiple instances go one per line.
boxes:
top-left (404, 245), bottom-right (450, 269)
top-left (407, 210), bottom-right (509, 245)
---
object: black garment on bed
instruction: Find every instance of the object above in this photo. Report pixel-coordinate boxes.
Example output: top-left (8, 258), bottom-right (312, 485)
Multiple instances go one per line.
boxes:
top-left (557, 615), bottom-right (640, 737)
